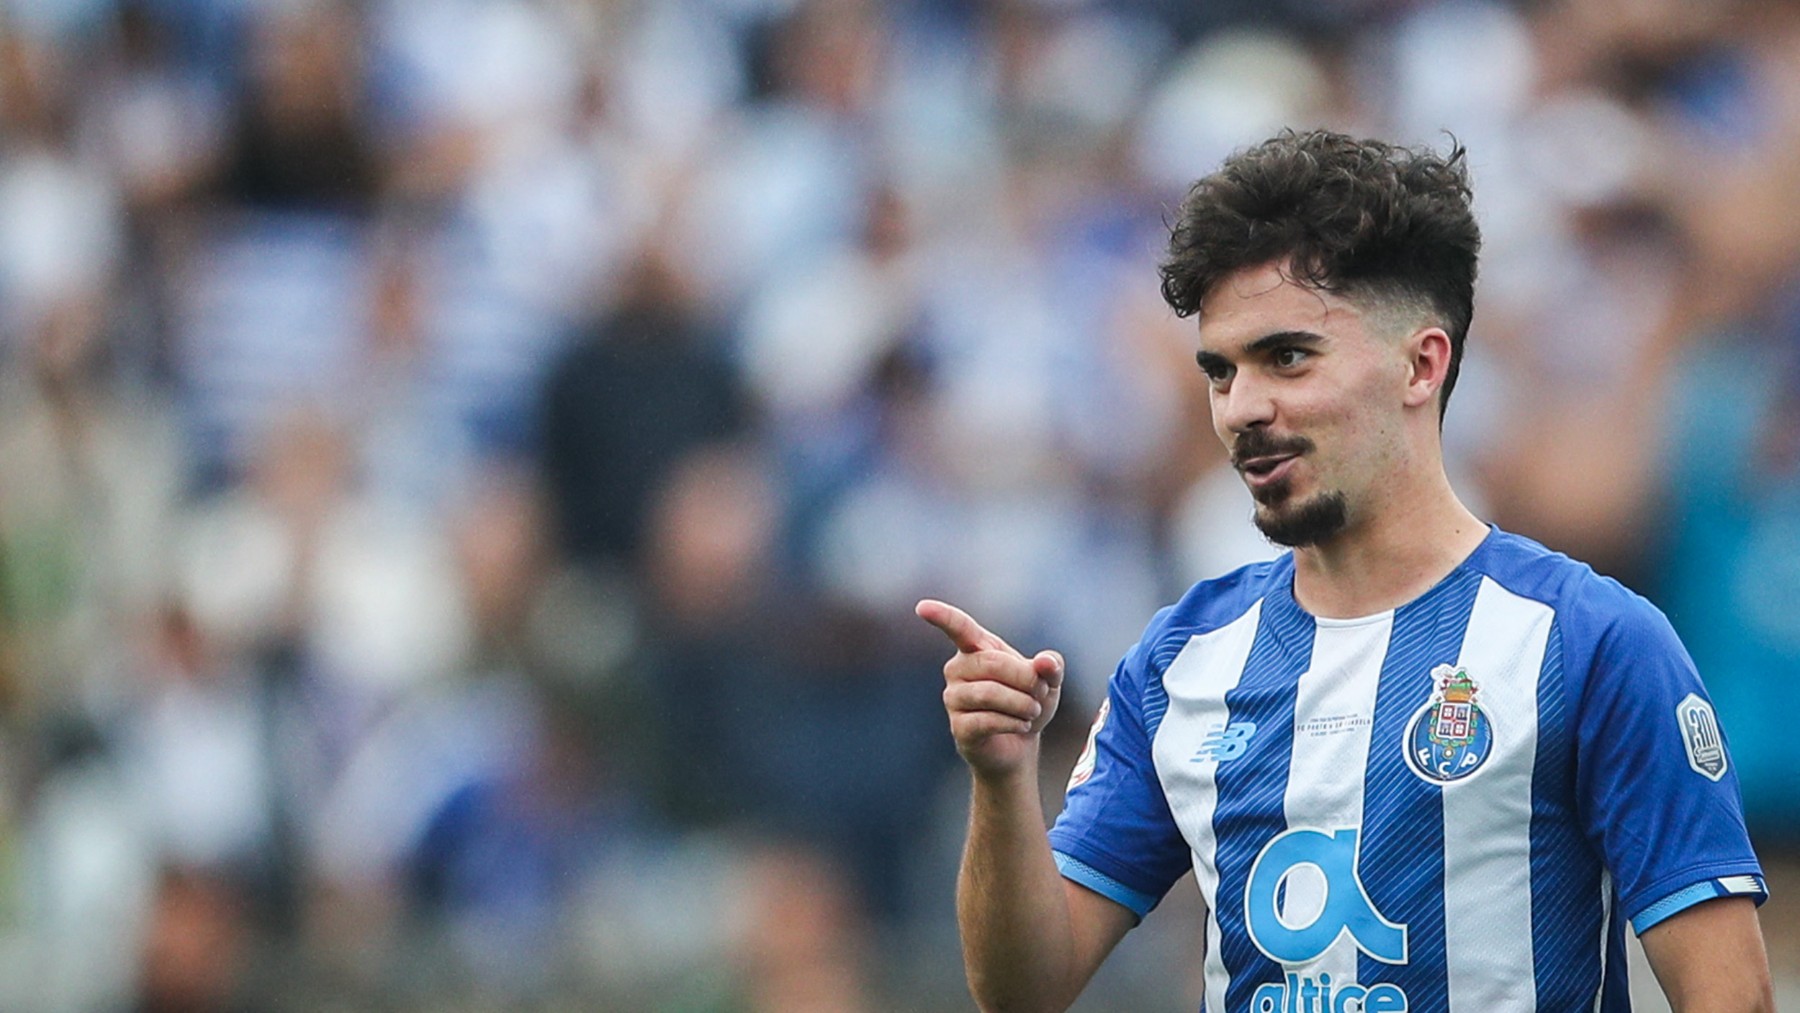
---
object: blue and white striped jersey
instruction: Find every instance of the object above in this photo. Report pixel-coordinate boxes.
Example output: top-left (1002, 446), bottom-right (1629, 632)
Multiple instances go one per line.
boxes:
top-left (1048, 526), bottom-right (1767, 1012)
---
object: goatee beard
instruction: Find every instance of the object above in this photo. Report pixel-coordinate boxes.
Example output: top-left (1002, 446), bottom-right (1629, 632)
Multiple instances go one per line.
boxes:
top-left (1254, 490), bottom-right (1349, 547)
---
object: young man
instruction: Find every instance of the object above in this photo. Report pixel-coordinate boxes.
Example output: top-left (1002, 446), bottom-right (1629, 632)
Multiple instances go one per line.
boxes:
top-left (918, 131), bottom-right (1773, 1012)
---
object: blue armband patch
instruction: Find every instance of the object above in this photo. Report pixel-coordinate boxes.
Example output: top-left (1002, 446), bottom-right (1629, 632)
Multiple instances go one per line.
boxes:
top-left (1633, 875), bottom-right (1767, 933)
top-left (1054, 851), bottom-right (1158, 920)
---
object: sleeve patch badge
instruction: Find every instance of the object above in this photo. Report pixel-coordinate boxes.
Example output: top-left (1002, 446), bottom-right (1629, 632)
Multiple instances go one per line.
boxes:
top-left (1067, 698), bottom-right (1110, 792)
top-left (1677, 693), bottom-right (1728, 782)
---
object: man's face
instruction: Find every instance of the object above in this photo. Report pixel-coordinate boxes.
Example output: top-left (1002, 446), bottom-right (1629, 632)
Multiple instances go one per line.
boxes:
top-left (1193, 262), bottom-right (1415, 548)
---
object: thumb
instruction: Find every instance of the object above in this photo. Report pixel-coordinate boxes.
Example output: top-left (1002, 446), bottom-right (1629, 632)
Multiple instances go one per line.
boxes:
top-left (1032, 650), bottom-right (1065, 691)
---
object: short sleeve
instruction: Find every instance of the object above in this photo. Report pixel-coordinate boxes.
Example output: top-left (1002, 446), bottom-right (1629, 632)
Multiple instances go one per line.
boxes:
top-left (1572, 596), bottom-right (1768, 933)
top-left (1047, 634), bottom-right (1192, 920)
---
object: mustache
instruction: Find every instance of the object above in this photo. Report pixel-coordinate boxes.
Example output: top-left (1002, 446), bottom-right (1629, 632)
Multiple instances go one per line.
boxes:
top-left (1231, 430), bottom-right (1313, 469)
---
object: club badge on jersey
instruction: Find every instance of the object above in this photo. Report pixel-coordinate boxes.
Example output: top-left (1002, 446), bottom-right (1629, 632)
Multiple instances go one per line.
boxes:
top-left (1404, 665), bottom-right (1493, 783)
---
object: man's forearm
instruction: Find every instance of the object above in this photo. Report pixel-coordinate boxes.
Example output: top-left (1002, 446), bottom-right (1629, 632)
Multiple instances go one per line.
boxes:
top-left (1641, 897), bottom-right (1774, 1013)
top-left (920, 599), bottom-right (1122, 1010)
top-left (958, 759), bottom-right (1080, 1013)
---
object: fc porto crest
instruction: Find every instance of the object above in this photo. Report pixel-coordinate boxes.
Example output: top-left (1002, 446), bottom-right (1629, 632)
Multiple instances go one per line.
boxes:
top-left (1405, 664), bottom-right (1494, 783)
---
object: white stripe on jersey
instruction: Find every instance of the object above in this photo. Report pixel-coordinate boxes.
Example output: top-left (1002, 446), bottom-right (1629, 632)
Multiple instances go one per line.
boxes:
top-left (1282, 616), bottom-right (1394, 994)
top-left (1444, 577), bottom-right (1554, 1012)
top-left (1593, 871), bottom-right (1613, 1012)
top-left (1153, 601), bottom-right (1263, 1013)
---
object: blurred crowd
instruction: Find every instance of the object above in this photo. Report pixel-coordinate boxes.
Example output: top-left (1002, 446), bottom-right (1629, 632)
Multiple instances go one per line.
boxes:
top-left (0, 0), bottom-right (1797, 1008)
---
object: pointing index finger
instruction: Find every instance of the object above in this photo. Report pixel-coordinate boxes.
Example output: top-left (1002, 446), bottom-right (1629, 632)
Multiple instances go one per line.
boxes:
top-left (915, 599), bottom-right (1009, 655)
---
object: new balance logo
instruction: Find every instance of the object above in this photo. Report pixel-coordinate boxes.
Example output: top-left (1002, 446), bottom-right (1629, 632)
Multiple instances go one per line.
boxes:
top-left (1194, 721), bottom-right (1258, 763)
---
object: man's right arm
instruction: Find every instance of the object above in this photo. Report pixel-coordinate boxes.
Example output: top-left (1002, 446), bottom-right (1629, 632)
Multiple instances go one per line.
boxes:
top-left (959, 758), bottom-right (1136, 1011)
top-left (918, 599), bottom-right (1136, 1012)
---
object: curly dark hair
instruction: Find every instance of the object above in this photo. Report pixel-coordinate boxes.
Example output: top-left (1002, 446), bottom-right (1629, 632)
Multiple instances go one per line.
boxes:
top-left (1159, 129), bottom-right (1480, 418)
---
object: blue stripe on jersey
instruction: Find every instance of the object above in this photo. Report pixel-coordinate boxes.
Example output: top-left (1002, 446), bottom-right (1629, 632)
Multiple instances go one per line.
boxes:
top-left (1141, 637), bottom-right (1184, 740)
top-left (1355, 566), bottom-right (1482, 1008)
top-left (1529, 620), bottom-right (1609, 1009)
top-left (1213, 579), bottom-right (1314, 1013)
top-left (1602, 878), bottom-right (1633, 1010)
top-left (1054, 853), bottom-right (1159, 918)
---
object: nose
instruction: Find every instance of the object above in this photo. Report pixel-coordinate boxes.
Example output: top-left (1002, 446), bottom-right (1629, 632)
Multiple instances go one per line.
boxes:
top-left (1214, 371), bottom-right (1277, 437)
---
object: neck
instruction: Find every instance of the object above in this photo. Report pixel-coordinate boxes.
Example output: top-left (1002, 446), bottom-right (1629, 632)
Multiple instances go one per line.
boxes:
top-left (1289, 463), bottom-right (1487, 619)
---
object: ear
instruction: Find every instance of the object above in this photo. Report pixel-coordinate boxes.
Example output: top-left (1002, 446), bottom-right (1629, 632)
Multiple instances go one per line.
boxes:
top-left (1402, 327), bottom-right (1452, 410)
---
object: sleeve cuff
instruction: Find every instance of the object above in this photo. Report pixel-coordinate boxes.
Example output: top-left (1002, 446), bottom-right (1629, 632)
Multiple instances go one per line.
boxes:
top-left (1632, 874), bottom-right (1768, 934)
top-left (1053, 851), bottom-right (1158, 920)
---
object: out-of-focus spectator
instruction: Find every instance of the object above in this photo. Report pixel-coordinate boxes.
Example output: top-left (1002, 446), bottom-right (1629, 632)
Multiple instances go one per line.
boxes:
top-left (122, 604), bottom-right (270, 887)
top-left (637, 443), bottom-right (951, 923)
top-left (540, 239), bottom-right (749, 575)
top-left (218, 1), bottom-right (375, 214)
top-left (1476, 0), bottom-right (1800, 841)
top-left (732, 843), bottom-right (876, 1013)
top-left (135, 867), bottom-right (250, 1013)
top-left (0, 150), bottom-right (173, 724)
top-left (179, 407), bottom-right (469, 702)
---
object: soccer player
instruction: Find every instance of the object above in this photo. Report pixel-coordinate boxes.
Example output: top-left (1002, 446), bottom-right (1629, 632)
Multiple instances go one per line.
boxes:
top-left (918, 130), bottom-right (1774, 1012)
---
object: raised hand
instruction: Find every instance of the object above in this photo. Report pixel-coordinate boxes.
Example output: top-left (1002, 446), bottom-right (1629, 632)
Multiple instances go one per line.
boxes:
top-left (916, 599), bottom-right (1065, 779)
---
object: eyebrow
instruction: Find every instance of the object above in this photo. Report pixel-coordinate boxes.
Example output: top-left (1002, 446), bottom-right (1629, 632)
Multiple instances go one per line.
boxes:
top-left (1195, 330), bottom-right (1328, 372)
top-left (1249, 329), bottom-right (1327, 352)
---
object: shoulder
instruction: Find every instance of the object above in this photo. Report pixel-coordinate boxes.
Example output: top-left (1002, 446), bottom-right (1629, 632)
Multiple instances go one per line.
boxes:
top-left (1473, 527), bottom-right (1690, 686)
top-left (1132, 556), bottom-right (1287, 671)
top-left (1475, 528), bottom-right (1669, 631)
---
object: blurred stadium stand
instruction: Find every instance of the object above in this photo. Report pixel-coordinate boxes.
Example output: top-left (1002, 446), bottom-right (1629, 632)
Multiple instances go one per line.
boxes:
top-left (0, 0), bottom-right (1793, 1008)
